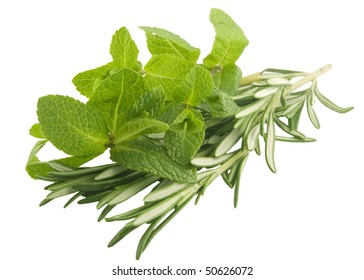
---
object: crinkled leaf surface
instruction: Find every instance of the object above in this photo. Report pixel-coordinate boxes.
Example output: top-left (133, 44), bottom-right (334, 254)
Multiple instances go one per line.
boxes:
top-left (144, 54), bottom-right (194, 100)
top-left (220, 64), bottom-right (242, 96)
top-left (73, 27), bottom-right (140, 98)
top-left (110, 27), bottom-right (139, 68)
top-left (203, 8), bottom-right (249, 68)
top-left (140, 26), bottom-right (200, 62)
top-left (113, 118), bottom-right (169, 144)
top-left (173, 65), bottom-right (213, 106)
top-left (110, 139), bottom-right (196, 183)
top-left (156, 102), bottom-right (186, 125)
top-left (165, 109), bottom-right (205, 165)
top-left (137, 87), bottom-right (166, 117)
top-left (88, 69), bottom-right (145, 134)
top-left (205, 87), bottom-right (240, 118)
top-left (37, 95), bottom-right (108, 157)
top-left (72, 62), bottom-right (116, 98)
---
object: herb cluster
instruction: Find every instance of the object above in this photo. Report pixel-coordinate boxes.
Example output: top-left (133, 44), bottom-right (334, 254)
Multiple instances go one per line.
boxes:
top-left (26, 8), bottom-right (352, 259)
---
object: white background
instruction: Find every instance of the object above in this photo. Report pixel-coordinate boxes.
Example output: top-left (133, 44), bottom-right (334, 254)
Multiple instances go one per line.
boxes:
top-left (1, 0), bottom-right (363, 279)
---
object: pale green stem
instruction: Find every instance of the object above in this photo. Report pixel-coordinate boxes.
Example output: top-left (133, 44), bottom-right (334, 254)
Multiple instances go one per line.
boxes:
top-left (291, 64), bottom-right (332, 91)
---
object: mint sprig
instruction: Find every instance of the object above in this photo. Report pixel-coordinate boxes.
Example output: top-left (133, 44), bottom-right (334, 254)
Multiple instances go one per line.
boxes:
top-left (26, 8), bottom-right (353, 259)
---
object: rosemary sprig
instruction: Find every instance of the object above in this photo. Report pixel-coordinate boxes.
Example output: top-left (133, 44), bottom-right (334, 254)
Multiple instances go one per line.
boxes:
top-left (33, 65), bottom-right (352, 259)
top-left (26, 8), bottom-right (353, 259)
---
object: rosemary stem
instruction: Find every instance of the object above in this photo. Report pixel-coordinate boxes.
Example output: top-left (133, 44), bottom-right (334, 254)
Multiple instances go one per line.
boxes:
top-left (291, 64), bottom-right (332, 91)
top-left (239, 72), bottom-right (261, 86)
top-left (216, 149), bottom-right (248, 177)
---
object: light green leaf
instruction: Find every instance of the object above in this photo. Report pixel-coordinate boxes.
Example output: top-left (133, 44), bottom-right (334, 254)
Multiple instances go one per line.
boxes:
top-left (165, 109), bottom-right (205, 165)
top-left (131, 193), bottom-right (182, 226)
top-left (144, 54), bottom-right (194, 100)
top-left (113, 118), bottom-right (169, 144)
top-left (29, 123), bottom-right (46, 139)
top-left (314, 86), bottom-right (353, 113)
top-left (140, 26), bottom-right (200, 62)
top-left (220, 64), bottom-right (242, 96)
top-left (137, 87), bottom-right (166, 117)
top-left (37, 95), bottom-right (108, 157)
top-left (89, 69), bottom-right (145, 134)
top-left (110, 139), bottom-right (196, 183)
top-left (215, 127), bottom-right (244, 157)
top-left (97, 176), bottom-right (158, 209)
top-left (156, 102), bottom-right (185, 124)
top-left (72, 62), bottom-right (115, 98)
top-left (265, 113), bottom-right (277, 173)
top-left (203, 8), bottom-right (249, 68)
top-left (110, 27), bottom-right (139, 68)
top-left (173, 65), bottom-right (213, 106)
top-left (306, 97), bottom-right (320, 129)
top-left (205, 87), bottom-right (240, 118)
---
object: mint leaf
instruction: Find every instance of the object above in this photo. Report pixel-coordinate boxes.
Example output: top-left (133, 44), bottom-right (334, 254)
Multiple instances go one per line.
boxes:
top-left (144, 54), bottom-right (194, 100)
top-left (72, 62), bottom-right (115, 98)
top-left (165, 109), bottom-right (205, 165)
top-left (110, 27), bottom-right (139, 68)
top-left (203, 8), bottom-right (249, 68)
top-left (37, 95), bottom-right (108, 157)
top-left (88, 69), bottom-right (145, 134)
top-left (110, 139), bottom-right (196, 183)
top-left (156, 102), bottom-right (186, 124)
top-left (174, 65), bottom-right (213, 106)
top-left (138, 87), bottom-right (166, 117)
top-left (73, 27), bottom-right (141, 98)
top-left (205, 87), bottom-right (240, 118)
top-left (220, 64), bottom-right (242, 96)
top-left (29, 123), bottom-right (46, 139)
top-left (114, 119), bottom-right (168, 144)
top-left (140, 26), bottom-right (200, 62)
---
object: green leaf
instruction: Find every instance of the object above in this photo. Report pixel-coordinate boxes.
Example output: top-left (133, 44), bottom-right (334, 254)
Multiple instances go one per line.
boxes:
top-left (108, 224), bottom-right (138, 248)
top-left (89, 69), bottom-right (145, 134)
top-left (25, 140), bottom-right (95, 178)
top-left (72, 28), bottom-right (140, 98)
top-left (313, 85), bottom-right (353, 113)
top-left (25, 140), bottom-right (48, 178)
top-left (29, 123), bottom-right (46, 139)
top-left (131, 193), bottom-right (182, 226)
top-left (203, 8), bottom-right (249, 68)
top-left (110, 27), bottom-right (139, 69)
top-left (136, 195), bottom-right (194, 259)
top-left (110, 138), bottom-right (196, 183)
top-left (306, 98), bottom-right (320, 129)
top-left (98, 176), bottom-right (158, 209)
top-left (113, 118), bottom-right (169, 144)
top-left (220, 64), bottom-right (242, 96)
top-left (140, 26), bottom-right (200, 62)
top-left (144, 54), bottom-right (194, 100)
top-left (173, 65), bottom-right (213, 106)
top-left (205, 87), bottom-right (240, 118)
top-left (72, 62), bottom-right (116, 98)
top-left (137, 87), bottom-right (166, 117)
top-left (37, 95), bottom-right (108, 157)
top-left (265, 112), bottom-right (277, 173)
top-left (156, 102), bottom-right (185, 124)
top-left (165, 109), bottom-right (205, 165)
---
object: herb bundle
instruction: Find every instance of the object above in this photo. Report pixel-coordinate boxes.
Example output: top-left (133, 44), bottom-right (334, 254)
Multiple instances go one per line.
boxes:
top-left (26, 8), bottom-right (352, 259)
